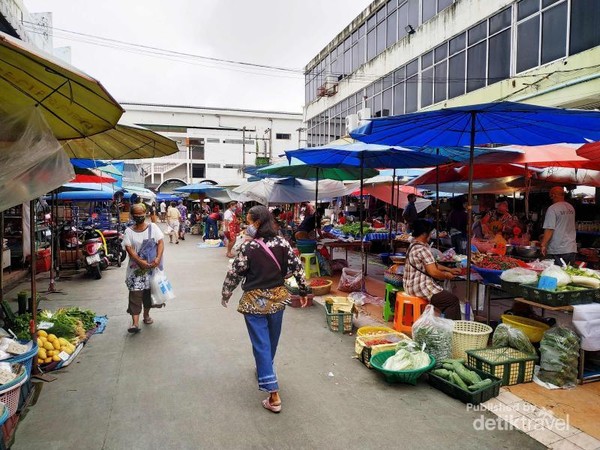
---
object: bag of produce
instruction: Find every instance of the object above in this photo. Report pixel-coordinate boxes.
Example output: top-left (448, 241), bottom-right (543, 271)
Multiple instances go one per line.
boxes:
top-left (337, 268), bottom-right (363, 293)
top-left (538, 326), bottom-right (580, 388)
top-left (540, 265), bottom-right (571, 287)
top-left (500, 268), bottom-right (538, 285)
top-left (412, 304), bottom-right (454, 368)
top-left (492, 323), bottom-right (536, 355)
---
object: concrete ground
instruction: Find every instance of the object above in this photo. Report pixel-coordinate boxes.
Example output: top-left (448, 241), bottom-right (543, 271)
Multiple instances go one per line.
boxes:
top-left (8, 229), bottom-right (544, 450)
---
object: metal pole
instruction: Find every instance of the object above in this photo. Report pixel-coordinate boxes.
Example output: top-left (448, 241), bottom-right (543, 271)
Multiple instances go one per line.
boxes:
top-left (0, 211), bottom-right (4, 304)
top-left (359, 154), bottom-right (366, 278)
top-left (436, 148), bottom-right (441, 250)
top-left (389, 169), bottom-right (396, 252)
top-left (47, 191), bottom-right (57, 292)
top-left (314, 168), bottom-right (319, 232)
top-left (30, 200), bottom-right (37, 336)
top-left (465, 112), bottom-right (477, 316)
top-left (242, 127), bottom-right (247, 179)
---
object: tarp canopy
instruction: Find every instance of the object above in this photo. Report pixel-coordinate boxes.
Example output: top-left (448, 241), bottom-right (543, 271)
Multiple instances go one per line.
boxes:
top-left (0, 109), bottom-right (74, 211)
top-left (257, 157), bottom-right (378, 180)
top-left (353, 184), bottom-right (431, 212)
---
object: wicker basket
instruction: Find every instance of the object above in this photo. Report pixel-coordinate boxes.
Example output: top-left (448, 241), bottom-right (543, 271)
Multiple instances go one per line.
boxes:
top-left (355, 332), bottom-right (410, 368)
top-left (466, 347), bottom-right (538, 386)
top-left (309, 279), bottom-right (332, 296)
top-left (452, 321), bottom-right (493, 359)
top-left (0, 366), bottom-right (28, 417)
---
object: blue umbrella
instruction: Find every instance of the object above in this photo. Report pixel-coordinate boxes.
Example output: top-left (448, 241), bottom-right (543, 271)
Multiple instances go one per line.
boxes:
top-left (351, 101), bottom-right (600, 307)
top-left (173, 183), bottom-right (225, 195)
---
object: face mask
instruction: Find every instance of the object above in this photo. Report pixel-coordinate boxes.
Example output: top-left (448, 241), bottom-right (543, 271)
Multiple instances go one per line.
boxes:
top-left (133, 215), bottom-right (146, 224)
top-left (246, 224), bottom-right (257, 238)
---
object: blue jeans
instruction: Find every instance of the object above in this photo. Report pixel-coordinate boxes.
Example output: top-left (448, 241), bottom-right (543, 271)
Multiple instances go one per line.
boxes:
top-left (204, 218), bottom-right (218, 239)
top-left (244, 310), bottom-right (284, 393)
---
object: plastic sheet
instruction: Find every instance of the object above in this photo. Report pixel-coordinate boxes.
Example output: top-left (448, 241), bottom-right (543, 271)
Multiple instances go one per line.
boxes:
top-left (0, 108), bottom-right (74, 211)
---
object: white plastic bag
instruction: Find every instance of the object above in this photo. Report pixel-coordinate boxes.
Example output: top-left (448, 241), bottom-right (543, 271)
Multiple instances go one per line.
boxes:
top-left (337, 268), bottom-right (363, 293)
top-left (500, 267), bottom-right (539, 284)
top-left (348, 292), bottom-right (383, 306)
top-left (150, 269), bottom-right (175, 306)
top-left (540, 265), bottom-right (571, 286)
top-left (412, 304), bottom-right (454, 367)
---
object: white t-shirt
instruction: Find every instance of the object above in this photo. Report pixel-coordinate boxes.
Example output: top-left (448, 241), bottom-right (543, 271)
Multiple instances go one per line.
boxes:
top-left (122, 223), bottom-right (164, 290)
top-left (223, 209), bottom-right (235, 230)
top-left (543, 201), bottom-right (577, 255)
top-left (159, 202), bottom-right (166, 213)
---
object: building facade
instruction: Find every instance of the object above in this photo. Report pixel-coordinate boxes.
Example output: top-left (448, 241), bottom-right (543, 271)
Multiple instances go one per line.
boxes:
top-left (304, 0), bottom-right (600, 146)
top-left (121, 103), bottom-right (303, 188)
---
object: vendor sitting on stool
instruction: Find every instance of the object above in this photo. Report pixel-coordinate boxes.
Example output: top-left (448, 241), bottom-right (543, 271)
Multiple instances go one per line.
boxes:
top-left (404, 219), bottom-right (462, 320)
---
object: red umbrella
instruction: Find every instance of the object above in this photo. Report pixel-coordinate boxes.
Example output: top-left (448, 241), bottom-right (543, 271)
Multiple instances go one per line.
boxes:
top-left (576, 141), bottom-right (600, 163)
top-left (71, 174), bottom-right (117, 184)
top-left (408, 164), bottom-right (531, 186)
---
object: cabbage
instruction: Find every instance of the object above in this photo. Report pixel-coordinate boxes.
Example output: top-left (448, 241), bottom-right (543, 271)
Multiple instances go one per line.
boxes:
top-left (410, 351), bottom-right (431, 370)
top-left (383, 348), bottom-right (431, 371)
top-left (541, 265), bottom-right (571, 287)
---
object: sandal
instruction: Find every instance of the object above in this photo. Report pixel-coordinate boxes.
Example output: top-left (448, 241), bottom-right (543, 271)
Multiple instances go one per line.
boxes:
top-left (127, 326), bottom-right (140, 334)
top-left (262, 398), bottom-right (282, 413)
top-left (143, 317), bottom-right (154, 325)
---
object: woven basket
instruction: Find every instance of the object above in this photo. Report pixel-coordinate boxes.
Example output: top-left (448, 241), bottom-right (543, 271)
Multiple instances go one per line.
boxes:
top-left (452, 321), bottom-right (493, 359)
top-left (309, 280), bottom-right (332, 296)
top-left (383, 270), bottom-right (403, 288)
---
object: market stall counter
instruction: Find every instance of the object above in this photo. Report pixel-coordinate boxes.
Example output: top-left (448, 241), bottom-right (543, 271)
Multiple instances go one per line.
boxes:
top-left (320, 239), bottom-right (371, 274)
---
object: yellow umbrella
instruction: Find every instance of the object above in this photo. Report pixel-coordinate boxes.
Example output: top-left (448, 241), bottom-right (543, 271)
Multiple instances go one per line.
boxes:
top-left (0, 31), bottom-right (122, 139)
top-left (60, 123), bottom-right (179, 159)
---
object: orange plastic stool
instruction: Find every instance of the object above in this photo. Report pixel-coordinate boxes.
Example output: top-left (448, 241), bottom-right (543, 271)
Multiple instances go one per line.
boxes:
top-left (393, 293), bottom-right (429, 335)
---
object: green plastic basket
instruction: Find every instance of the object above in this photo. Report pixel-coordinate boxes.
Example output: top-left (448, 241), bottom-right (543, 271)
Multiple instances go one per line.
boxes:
top-left (466, 346), bottom-right (538, 386)
top-left (369, 350), bottom-right (436, 385)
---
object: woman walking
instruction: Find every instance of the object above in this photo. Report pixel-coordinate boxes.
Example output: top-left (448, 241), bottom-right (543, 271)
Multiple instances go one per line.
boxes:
top-left (166, 201), bottom-right (181, 244)
top-left (122, 203), bottom-right (165, 333)
top-left (221, 205), bottom-right (308, 413)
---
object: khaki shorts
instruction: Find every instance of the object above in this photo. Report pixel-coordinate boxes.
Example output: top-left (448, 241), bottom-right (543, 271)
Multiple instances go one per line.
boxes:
top-left (128, 289), bottom-right (152, 315)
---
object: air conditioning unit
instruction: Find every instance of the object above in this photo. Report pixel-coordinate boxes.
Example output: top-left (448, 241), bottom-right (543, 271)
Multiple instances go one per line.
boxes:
top-left (345, 114), bottom-right (359, 134)
top-left (317, 75), bottom-right (338, 98)
top-left (357, 108), bottom-right (371, 127)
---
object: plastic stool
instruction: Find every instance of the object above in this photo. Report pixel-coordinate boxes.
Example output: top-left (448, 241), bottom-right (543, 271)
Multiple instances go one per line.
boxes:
top-left (393, 293), bottom-right (429, 335)
top-left (300, 253), bottom-right (320, 280)
top-left (384, 283), bottom-right (400, 322)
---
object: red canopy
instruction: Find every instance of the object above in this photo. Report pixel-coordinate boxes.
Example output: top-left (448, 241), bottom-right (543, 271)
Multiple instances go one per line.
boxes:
top-left (71, 174), bottom-right (117, 184)
top-left (576, 141), bottom-right (600, 163)
top-left (408, 164), bottom-right (531, 186)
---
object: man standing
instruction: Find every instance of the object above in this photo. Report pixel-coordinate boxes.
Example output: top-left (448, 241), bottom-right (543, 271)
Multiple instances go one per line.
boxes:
top-left (177, 200), bottom-right (188, 241)
top-left (159, 200), bottom-right (167, 223)
top-left (223, 201), bottom-right (240, 258)
top-left (541, 186), bottom-right (577, 266)
top-left (166, 201), bottom-right (181, 244)
top-left (402, 194), bottom-right (418, 231)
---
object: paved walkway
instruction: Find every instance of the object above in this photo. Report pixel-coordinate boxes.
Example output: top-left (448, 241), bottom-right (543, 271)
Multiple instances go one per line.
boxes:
top-left (10, 230), bottom-right (544, 450)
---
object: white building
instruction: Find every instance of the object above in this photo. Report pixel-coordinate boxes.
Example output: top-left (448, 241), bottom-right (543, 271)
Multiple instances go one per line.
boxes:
top-left (120, 103), bottom-right (304, 188)
top-left (304, 0), bottom-right (600, 146)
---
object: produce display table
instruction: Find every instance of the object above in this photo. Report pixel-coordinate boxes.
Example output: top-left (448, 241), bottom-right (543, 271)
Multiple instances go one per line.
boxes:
top-left (320, 239), bottom-right (371, 275)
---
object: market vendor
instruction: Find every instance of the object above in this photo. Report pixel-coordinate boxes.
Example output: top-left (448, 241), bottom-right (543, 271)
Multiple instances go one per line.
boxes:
top-left (402, 194), bottom-right (418, 231)
top-left (404, 219), bottom-right (462, 320)
top-left (294, 204), bottom-right (323, 240)
top-left (541, 186), bottom-right (577, 266)
top-left (481, 200), bottom-right (519, 237)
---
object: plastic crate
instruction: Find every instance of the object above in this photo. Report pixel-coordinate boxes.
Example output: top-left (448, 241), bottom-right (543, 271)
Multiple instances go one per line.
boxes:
top-left (324, 302), bottom-right (353, 333)
top-left (518, 283), bottom-right (600, 307)
top-left (355, 332), bottom-right (410, 368)
top-left (466, 347), bottom-right (538, 386)
top-left (500, 280), bottom-right (524, 297)
top-left (369, 350), bottom-right (436, 384)
top-left (427, 365), bottom-right (501, 405)
top-left (472, 266), bottom-right (502, 285)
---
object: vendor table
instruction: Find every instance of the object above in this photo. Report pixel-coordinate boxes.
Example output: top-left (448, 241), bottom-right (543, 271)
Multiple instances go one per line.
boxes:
top-left (321, 240), bottom-right (371, 275)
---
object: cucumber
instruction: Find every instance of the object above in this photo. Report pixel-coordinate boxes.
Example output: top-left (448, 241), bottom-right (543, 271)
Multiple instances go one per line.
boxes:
top-left (451, 372), bottom-right (469, 391)
top-left (431, 368), bottom-right (452, 380)
top-left (467, 378), bottom-right (493, 391)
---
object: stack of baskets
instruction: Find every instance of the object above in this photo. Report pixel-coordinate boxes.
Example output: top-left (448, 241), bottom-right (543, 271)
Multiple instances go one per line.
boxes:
top-left (0, 365), bottom-right (27, 418)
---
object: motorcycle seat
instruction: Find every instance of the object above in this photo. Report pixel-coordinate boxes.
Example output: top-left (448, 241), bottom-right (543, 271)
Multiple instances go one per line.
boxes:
top-left (102, 230), bottom-right (119, 237)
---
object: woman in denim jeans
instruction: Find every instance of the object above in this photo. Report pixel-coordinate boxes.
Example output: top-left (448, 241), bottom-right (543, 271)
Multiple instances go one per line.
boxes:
top-left (221, 205), bottom-right (308, 413)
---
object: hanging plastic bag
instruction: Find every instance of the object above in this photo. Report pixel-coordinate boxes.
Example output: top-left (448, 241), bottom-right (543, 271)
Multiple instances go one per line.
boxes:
top-left (337, 268), bottom-right (363, 292)
top-left (492, 323), bottom-right (536, 355)
top-left (412, 304), bottom-right (454, 367)
top-left (150, 269), bottom-right (175, 306)
top-left (537, 326), bottom-right (580, 389)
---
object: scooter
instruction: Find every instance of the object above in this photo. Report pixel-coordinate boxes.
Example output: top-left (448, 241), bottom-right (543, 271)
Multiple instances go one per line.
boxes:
top-left (101, 226), bottom-right (126, 267)
top-left (81, 227), bottom-right (109, 279)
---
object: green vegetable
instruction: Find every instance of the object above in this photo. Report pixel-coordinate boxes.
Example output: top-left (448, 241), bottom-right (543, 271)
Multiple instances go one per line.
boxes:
top-left (442, 363), bottom-right (455, 371)
top-left (12, 313), bottom-right (32, 341)
top-left (538, 326), bottom-right (580, 387)
top-left (440, 358), bottom-right (465, 365)
top-left (492, 323), bottom-right (536, 355)
top-left (431, 368), bottom-right (452, 380)
top-left (63, 307), bottom-right (96, 331)
top-left (450, 372), bottom-right (469, 391)
top-left (46, 314), bottom-right (78, 339)
top-left (452, 362), bottom-right (479, 386)
top-left (467, 378), bottom-right (493, 391)
top-left (339, 223), bottom-right (374, 237)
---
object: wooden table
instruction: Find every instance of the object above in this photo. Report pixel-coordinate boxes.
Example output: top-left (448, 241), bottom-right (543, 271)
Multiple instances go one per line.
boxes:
top-left (321, 240), bottom-right (371, 275)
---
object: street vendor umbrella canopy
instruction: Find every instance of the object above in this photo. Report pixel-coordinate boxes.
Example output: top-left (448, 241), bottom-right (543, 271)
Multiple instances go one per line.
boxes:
top-left (0, 31), bottom-right (123, 140)
top-left (174, 183), bottom-right (226, 195)
top-left (575, 141), bottom-right (600, 163)
top-left (60, 123), bottom-right (179, 159)
top-left (71, 174), bottom-right (117, 184)
top-left (257, 157), bottom-right (379, 180)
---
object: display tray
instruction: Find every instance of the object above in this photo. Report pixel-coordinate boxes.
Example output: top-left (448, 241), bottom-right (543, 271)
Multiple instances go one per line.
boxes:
top-left (517, 283), bottom-right (600, 307)
top-left (427, 365), bottom-right (501, 405)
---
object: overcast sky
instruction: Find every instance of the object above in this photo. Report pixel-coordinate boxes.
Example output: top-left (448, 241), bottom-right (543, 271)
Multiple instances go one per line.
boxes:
top-left (24, 0), bottom-right (370, 113)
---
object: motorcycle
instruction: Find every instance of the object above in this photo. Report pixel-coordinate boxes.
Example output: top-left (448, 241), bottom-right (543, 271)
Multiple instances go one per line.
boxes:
top-left (81, 227), bottom-right (108, 279)
top-left (102, 226), bottom-right (127, 267)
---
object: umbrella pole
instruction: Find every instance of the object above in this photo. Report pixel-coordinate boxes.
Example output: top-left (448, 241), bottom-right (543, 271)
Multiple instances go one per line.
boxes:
top-left (389, 169), bottom-right (396, 252)
top-left (359, 155), bottom-right (367, 284)
top-left (436, 149), bottom-right (440, 250)
top-left (30, 200), bottom-right (38, 338)
top-left (0, 211), bottom-right (4, 304)
top-left (46, 191), bottom-right (58, 293)
top-left (465, 112), bottom-right (476, 320)
top-left (315, 169), bottom-right (319, 234)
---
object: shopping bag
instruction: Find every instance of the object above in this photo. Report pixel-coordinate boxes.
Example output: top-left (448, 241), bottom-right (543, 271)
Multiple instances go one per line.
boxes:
top-left (165, 225), bottom-right (174, 235)
top-left (150, 269), bottom-right (175, 306)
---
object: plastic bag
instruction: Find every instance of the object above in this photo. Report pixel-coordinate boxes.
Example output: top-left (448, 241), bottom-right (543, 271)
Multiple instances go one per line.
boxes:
top-left (150, 269), bottom-right (175, 306)
top-left (538, 326), bottom-right (580, 388)
top-left (337, 268), bottom-right (363, 293)
top-left (330, 259), bottom-right (348, 273)
top-left (315, 251), bottom-right (332, 277)
top-left (412, 304), bottom-right (454, 367)
top-left (500, 268), bottom-right (539, 284)
top-left (540, 265), bottom-right (571, 286)
top-left (492, 323), bottom-right (536, 355)
top-left (348, 292), bottom-right (383, 306)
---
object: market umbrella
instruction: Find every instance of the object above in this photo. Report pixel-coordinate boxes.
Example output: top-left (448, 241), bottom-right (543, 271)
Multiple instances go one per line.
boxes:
top-left (174, 183), bottom-right (226, 195)
top-left (71, 174), bottom-right (117, 184)
top-left (576, 141), bottom-right (600, 162)
top-left (352, 101), bottom-right (600, 307)
top-left (0, 31), bottom-right (122, 140)
top-left (60, 124), bottom-right (179, 159)
top-left (408, 164), bottom-right (536, 186)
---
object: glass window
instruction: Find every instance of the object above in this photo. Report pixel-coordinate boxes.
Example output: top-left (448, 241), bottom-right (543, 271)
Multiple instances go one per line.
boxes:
top-left (407, 0), bottom-right (419, 27)
top-left (405, 77), bottom-right (418, 113)
top-left (344, 49), bottom-right (352, 75)
top-left (434, 43), bottom-right (447, 63)
top-left (421, 67), bottom-right (433, 107)
top-left (374, 79), bottom-right (383, 93)
top-left (448, 52), bottom-right (465, 99)
top-left (352, 43), bottom-right (360, 72)
top-left (366, 84), bottom-right (375, 99)
top-left (422, 51), bottom-right (433, 68)
top-left (406, 59), bottom-right (418, 77)
top-left (367, 29), bottom-right (377, 61)
top-left (434, 60), bottom-right (447, 103)
top-left (382, 88), bottom-right (393, 116)
top-left (542, 0), bottom-right (560, 6)
top-left (368, 15), bottom-right (376, 31)
top-left (343, 37), bottom-right (351, 52)
top-left (438, 0), bottom-right (453, 12)
top-left (488, 29), bottom-right (511, 83)
top-left (422, 0), bottom-right (436, 23)
top-left (398, 3), bottom-right (408, 39)
top-left (377, 7), bottom-right (386, 23)
top-left (468, 22), bottom-right (487, 45)
top-left (387, 0), bottom-right (398, 14)
top-left (341, 98), bottom-right (348, 111)
top-left (541, 2), bottom-right (567, 64)
top-left (383, 74), bottom-right (394, 90)
top-left (376, 22), bottom-right (386, 54)
top-left (357, 36), bottom-right (366, 66)
top-left (358, 23), bottom-right (366, 38)
top-left (394, 66), bottom-right (405, 83)
top-left (467, 41), bottom-right (486, 92)
top-left (490, 8), bottom-right (511, 34)
top-left (387, 10), bottom-right (398, 47)
top-left (517, 16), bottom-right (540, 72)
top-left (518, 0), bottom-right (540, 21)
top-left (569, 0), bottom-right (600, 56)
top-left (352, 30), bottom-right (359, 44)
top-left (393, 82), bottom-right (405, 115)
top-left (449, 33), bottom-right (466, 55)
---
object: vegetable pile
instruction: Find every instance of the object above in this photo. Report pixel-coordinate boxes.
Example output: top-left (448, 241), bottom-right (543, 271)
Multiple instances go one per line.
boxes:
top-left (412, 305), bottom-right (454, 368)
top-left (309, 279), bottom-right (330, 287)
top-left (492, 323), bottom-right (536, 355)
top-left (431, 359), bottom-right (493, 392)
top-left (363, 338), bottom-right (393, 346)
top-left (538, 326), bottom-right (580, 388)
top-left (472, 254), bottom-right (527, 270)
top-left (382, 341), bottom-right (431, 371)
top-left (339, 223), bottom-right (374, 237)
top-left (37, 330), bottom-right (76, 364)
